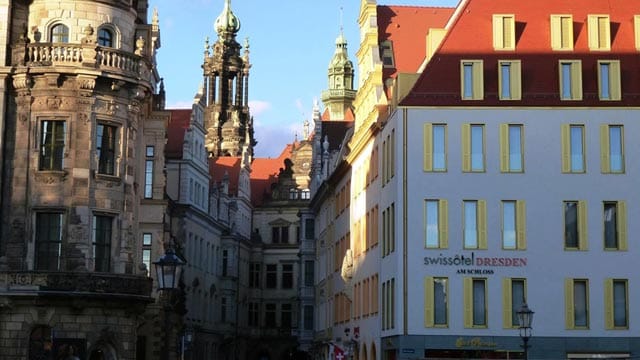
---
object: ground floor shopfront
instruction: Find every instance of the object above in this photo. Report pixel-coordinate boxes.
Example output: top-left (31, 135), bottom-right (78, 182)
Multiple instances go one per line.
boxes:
top-left (381, 335), bottom-right (640, 360)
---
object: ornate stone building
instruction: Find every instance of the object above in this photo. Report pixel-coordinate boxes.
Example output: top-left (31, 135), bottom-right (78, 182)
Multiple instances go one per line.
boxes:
top-left (0, 0), bottom-right (168, 359)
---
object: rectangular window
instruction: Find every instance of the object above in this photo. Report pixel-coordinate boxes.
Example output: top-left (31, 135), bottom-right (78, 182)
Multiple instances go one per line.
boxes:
top-left (304, 218), bottom-right (314, 239)
top-left (604, 201), bottom-right (627, 250)
top-left (551, 15), bottom-right (574, 50)
top-left (559, 60), bottom-right (583, 100)
top-left (97, 123), bottom-right (117, 175)
top-left (601, 125), bottom-right (624, 173)
top-left (142, 233), bottom-right (152, 275)
top-left (92, 215), bottom-right (112, 272)
top-left (493, 15), bottom-right (515, 50)
top-left (221, 297), bottom-right (227, 322)
top-left (425, 199), bottom-right (448, 249)
top-left (605, 279), bottom-right (628, 329)
top-left (502, 200), bottom-right (526, 250)
top-left (464, 201), bottom-right (487, 249)
top-left (462, 124), bottom-right (485, 172)
top-left (498, 60), bottom-right (522, 100)
top-left (561, 125), bottom-right (585, 173)
top-left (265, 303), bottom-right (276, 327)
top-left (424, 277), bottom-right (448, 327)
top-left (144, 146), bottom-right (154, 198)
top-left (282, 264), bottom-right (293, 289)
top-left (35, 213), bottom-right (63, 271)
top-left (508, 279), bottom-right (526, 328)
top-left (249, 262), bottom-right (260, 288)
top-left (266, 264), bottom-right (277, 288)
top-left (423, 124), bottom-right (447, 172)
top-left (304, 260), bottom-right (314, 287)
top-left (248, 302), bottom-right (259, 326)
top-left (598, 61), bottom-right (621, 100)
top-left (460, 60), bottom-right (484, 100)
top-left (39, 120), bottom-right (66, 171)
top-left (499, 124), bottom-right (523, 172)
top-left (588, 15), bottom-right (611, 50)
top-left (564, 201), bottom-right (588, 250)
top-left (565, 279), bottom-right (590, 329)
top-left (281, 303), bottom-right (292, 328)
top-left (464, 278), bottom-right (487, 327)
top-left (272, 226), bottom-right (289, 244)
top-left (304, 305), bottom-right (314, 331)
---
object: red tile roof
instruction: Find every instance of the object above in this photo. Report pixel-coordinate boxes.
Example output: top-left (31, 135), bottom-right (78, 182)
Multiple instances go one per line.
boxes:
top-left (401, 0), bottom-right (640, 106)
top-left (321, 107), bottom-right (355, 121)
top-left (166, 109), bottom-right (192, 159)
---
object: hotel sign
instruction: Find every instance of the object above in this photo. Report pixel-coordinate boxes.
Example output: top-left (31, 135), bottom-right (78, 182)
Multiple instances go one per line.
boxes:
top-left (455, 337), bottom-right (498, 348)
top-left (424, 252), bottom-right (527, 275)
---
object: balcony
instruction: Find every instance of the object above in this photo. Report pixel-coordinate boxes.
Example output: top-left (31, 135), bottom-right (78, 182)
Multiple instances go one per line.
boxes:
top-left (0, 271), bottom-right (153, 300)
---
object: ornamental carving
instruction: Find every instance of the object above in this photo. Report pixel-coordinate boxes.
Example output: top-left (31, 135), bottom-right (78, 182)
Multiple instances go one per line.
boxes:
top-left (34, 171), bottom-right (66, 184)
top-left (77, 78), bottom-right (96, 91)
top-left (46, 97), bottom-right (63, 110)
top-left (12, 75), bottom-right (32, 90)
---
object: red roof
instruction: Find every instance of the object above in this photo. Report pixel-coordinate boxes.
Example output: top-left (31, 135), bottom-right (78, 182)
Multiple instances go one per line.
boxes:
top-left (402, 0), bottom-right (640, 106)
top-left (321, 107), bottom-right (356, 121)
top-left (166, 109), bottom-right (192, 159)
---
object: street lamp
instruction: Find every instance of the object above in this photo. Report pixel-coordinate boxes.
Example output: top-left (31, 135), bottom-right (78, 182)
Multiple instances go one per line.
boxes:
top-left (516, 302), bottom-right (534, 360)
top-left (154, 248), bottom-right (186, 360)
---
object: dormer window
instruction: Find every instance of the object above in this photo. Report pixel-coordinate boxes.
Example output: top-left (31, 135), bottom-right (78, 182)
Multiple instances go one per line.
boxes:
top-left (50, 24), bottom-right (69, 43)
top-left (550, 15), bottom-right (573, 51)
top-left (380, 40), bottom-right (395, 68)
top-left (460, 60), bottom-right (484, 100)
top-left (598, 60), bottom-right (621, 101)
top-left (588, 15), bottom-right (611, 51)
top-left (493, 14), bottom-right (515, 51)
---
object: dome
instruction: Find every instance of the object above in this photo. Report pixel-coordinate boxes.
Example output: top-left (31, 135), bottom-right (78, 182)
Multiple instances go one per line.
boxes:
top-left (215, 0), bottom-right (241, 35)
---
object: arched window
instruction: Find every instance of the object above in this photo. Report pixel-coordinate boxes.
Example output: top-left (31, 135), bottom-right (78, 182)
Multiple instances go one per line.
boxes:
top-left (51, 24), bottom-right (69, 43)
top-left (97, 28), bottom-right (113, 47)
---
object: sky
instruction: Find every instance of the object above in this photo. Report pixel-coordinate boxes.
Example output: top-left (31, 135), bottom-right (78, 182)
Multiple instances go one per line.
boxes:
top-left (151, 0), bottom-right (460, 158)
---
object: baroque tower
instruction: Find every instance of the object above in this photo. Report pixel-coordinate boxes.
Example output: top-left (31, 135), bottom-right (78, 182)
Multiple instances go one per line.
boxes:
top-left (320, 30), bottom-right (356, 120)
top-left (202, 0), bottom-right (254, 158)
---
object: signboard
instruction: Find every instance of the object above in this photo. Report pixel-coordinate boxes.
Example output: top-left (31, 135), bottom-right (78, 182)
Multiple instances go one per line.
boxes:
top-left (424, 252), bottom-right (527, 275)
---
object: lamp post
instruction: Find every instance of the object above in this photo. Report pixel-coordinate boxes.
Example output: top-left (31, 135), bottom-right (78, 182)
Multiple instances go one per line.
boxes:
top-left (154, 248), bottom-right (186, 360)
top-left (516, 302), bottom-right (534, 360)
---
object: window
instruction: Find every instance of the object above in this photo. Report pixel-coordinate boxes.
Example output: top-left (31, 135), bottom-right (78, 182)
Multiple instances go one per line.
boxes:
top-left (460, 60), bottom-right (483, 100)
top-left (502, 200), bottom-right (526, 250)
top-left (461, 124), bottom-right (485, 172)
top-left (222, 249), bottom-right (228, 276)
top-left (601, 125), bottom-right (624, 173)
top-left (565, 279), bottom-right (589, 329)
top-left (304, 305), bottom-right (314, 331)
top-left (498, 60), bottom-right (521, 100)
top-left (564, 201), bottom-right (588, 250)
top-left (35, 213), bottom-right (63, 271)
top-left (301, 189), bottom-right (310, 200)
top-left (550, 15), bottom-right (574, 50)
top-left (423, 124), bottom-right (447, 171)
top-left (265, 303), bottom-right (276, 327)
top-left (248, 302), bottom-right (259, 326)
top-left (281, 303), bottom-right (293, 328)
top-left (559, 60), bottom-right (583, 100)
top-left (605, 279), bottom-right (628, 329)
top-left (463, 200), bottom-right (487, 249)
top-left (464, 278), bottom-right (487, 327)
top-left (603, 201), bottom-right (627, 251)
top-left (266, 264), bottom-right (277, 288)
top-left (380, 40), bottom-right (395, 67)
top-left (142, 233), bottom-right (152, 275)
top-left (220, 297), bottom-right (227, 322)
top-left (598, 61), bottom-right (621, 100)
top-left (382, 278), bottom-right (395, 330)
top-left (92, 215), bottom-right (112, 272)
top-left (382, 203), bottom-right (396, 257)
top-left (144, 146), bottom-right (154, 198)
top-left (304, 260), bottom-right (314, 287)
top-left (97, 28), bottom-right (113, 47)
top-left (424, 277), bottom-right (448, 327)
top-left (304, 219), bottom-right (314, 240)
top-left (499, 124), bottom-right (523, 172)
top-left (282, 264), bottom-right (293, 289)
top-left (272, 225), bottom-right (289, 244)
top-left (96, 124), bottom-right (117, 175)
top-left (561, 125), bottom-right (585, 173)
top-left (502, 278), bottom-right (526, 328)
top-left (493, 15), bottom-right (515, 50)
top-left (249, 262), bottom-right (260, 288)
top-left (425, 199), bottom-right (448, 249)
top-left (39, 120), bottom-right (66, 171)
top-left (587, 15), bottom-right (611, 51)
top-left (50, 24), bottom-right (69, 43)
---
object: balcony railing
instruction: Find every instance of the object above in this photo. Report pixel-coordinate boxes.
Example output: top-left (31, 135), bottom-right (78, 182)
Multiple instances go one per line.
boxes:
top-left (0, 271), bottom-right (153, 299)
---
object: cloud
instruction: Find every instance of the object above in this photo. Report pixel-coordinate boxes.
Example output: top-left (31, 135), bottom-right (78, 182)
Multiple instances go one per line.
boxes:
top-left (166, 100), bottom-right (193, 109)
top-left (248, 100), bottom-right (271, 117)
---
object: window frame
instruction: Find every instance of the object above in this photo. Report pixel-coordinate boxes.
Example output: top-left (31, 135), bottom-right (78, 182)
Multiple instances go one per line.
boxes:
top-left (603, 201), bottom-right (627, 251)
top-left (39, 119), bottom-right (66, 171)
top-left (464, 277), bottom-right (488, 328)
top-left (144, 145), bottom-right (154, 199)
top-left (563, 200), bottom-right (588, 250)
top-left (597, 60), bottom-right (621, 101)
top-left (502, 200), bottom-right (526, 250)
top-left (498, 60), bottom-right (522, 100)
top-left (558, 60), bottom-right (583, 100)
top-left (424, 123), bottom-right (447, 172)
top-left (460, 60), bottom-right (484, 100)
top-left (493, 14), bottom-right (516, 51)
top-left (587, 15), bottom-right (611, 51)
top-left (96, 123), bottom-right (118, 176)
top-left (50, 23), bottom-right (69, 43)
top-left (425, 199), bottom-right (448, 249)
top-left (462, 124), bottom-right (485, 172)
top-left (92, 214), bottom-right (113, 272)
top-left (565, 278), bottom-right (590, 329)
top-left (97, 28), bottom-right (114, 47)
top-left (605, 279), bottom-right (628, 329)
top-left (424, 276), bottom-right (449, 328)
top-left (561, 124), bottom-right (585, 173)
top-left (550, 15), bottom-right (574, 51)
top-left (265, 264), bottom-right (277, 289)
top-left (600, 124), bottom-right (624, 174)
top-left (502, 278), bottom-right (526, 328)
top-left (35, 212), bottom-right (64, 271)
top-left (142, 233), bottom-right (152, 275)
top-left (500, 124), bottom-right (524, 173)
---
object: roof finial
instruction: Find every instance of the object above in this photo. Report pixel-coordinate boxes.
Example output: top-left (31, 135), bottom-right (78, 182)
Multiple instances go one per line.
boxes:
top-left (340, 6), bottom-right (344, 35)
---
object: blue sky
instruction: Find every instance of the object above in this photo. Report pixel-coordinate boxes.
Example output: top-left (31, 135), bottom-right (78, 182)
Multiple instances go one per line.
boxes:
top-left (151, 0), bottom-right (459, 157)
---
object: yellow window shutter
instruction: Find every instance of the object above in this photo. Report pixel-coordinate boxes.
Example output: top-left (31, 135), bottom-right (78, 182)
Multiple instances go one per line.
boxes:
top-left (493, 15), bottom-right (504, 50)
top-left (604, 278), bottom-right (614, 329)
top-left (478, 200), bottom-right (488, 249)
top-left (561, 16), bottom-right (573, 49)
top-left (463, 277), bottom-right (473, 328)
top-left (424, 123), bottom-right (433, 171)
top-left (561, 124), bottom-right (571, 173)
top-left (571, 61), bottom-right (582, 100)
top-left (473, 61), bottom-right (484, 99)
top-left (424, 277), bottom-right (434, 327)
top-left (516, 200), bottom-right (527, 250)
top-left (550, 15), bottom-right (561, 49)
top-left (511, 60), bottom-right (522, 100)
top-left (439, 199), bottom-right (449, 248)
top-left (565, 278), bottom-right (575, 329)
top-left (610, 61), bottom-right (621, 100)
top-left (502, 278), bottom-right (512, 328)
top-left (588, 16), bottom-right (598, 50)
top-left (500, 124), bottom-right (509, 172)
top-left (578, 200), bottom-right (588, 250)
top-left (600, 124), bottom-right (610, 173)
top-left (618, 201), bottom-right (627, 251)
top-left (598, 17), bottom-right (609, 49)
top-left (461, 124), bottom-right (471, 172)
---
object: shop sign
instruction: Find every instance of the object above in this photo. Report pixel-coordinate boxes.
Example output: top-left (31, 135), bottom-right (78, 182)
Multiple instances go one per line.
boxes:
top-left (455, 337), bottom-right (498, 348)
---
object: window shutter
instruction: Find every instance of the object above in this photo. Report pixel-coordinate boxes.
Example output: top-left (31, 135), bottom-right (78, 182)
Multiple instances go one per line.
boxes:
top-left (600, 124), bottom-right (610, 173)
top-left (588, 16), bottom-right (599, 50)
top-left (478, 200), bottom-right (487, 249)
top-left (551, 15), bottom-right (561, 49)
top-left (500, 124), bottom-right (509, 172)
top-left (503, 278), bottom-right (512, 328)
top-left (511, 60), bottom-right (522, 100)
top-left (604, 278), bottom-right (614, 329)
top-left (424, 277), bottom-right (434, 327)
top-left (424, 123), bottom-right (433, 171)
top-left (516, 200), bottom-right (526, 250)
top-left (461, 124), bottom-right (471, 172)
top-left (561, 124), bottom-right (571, 173)
top-left (503, 17), bottom-right (514, 49)
top-left (493, 15), bottom-right (504, 50)
top-left (565, 278), bottom-right (575, 329)
top-left (463, 277), bottom-right (473, 328)
top-left (473, 61), bottom-right (484, 99)
top-left (578, 200), bottom-right (588, 250)
top-left (609, 61), bottom-right (621, 100)
top-left (617, 201), bottom-right (627, 251)
top-left (598, 17), bottom-right (609, 49)
top-left (571, 61), bottom-right (582, 100)
top-left (439, 199), bottom-right (449, 249)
